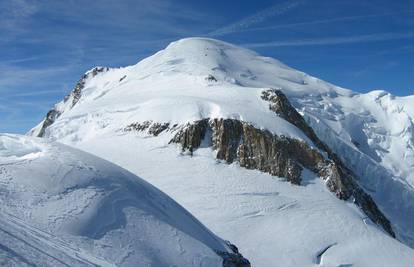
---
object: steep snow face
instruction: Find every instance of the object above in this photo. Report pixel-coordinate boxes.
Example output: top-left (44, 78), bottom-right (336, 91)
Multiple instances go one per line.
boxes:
top-left (294, 89), bottom-right (414, 187)
top-left (0, 134), bottom-right (244, 267)
top-left (28, 38), bottom-right (414, 264)
top-left (293, 89), bottom-right (414, 245)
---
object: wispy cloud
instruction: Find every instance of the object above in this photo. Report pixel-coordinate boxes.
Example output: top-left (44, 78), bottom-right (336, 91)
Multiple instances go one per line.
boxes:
top-left (240, 10), bottom-right (414, 33)
top-left (243, 31), bottom-right (414, 48)
top-left (208, 0), bottom-right (306, 36)
top-left (1, 0), bottom-right (214, 46)
top-left (4, 89), bottom-right (66, 98)
top-left (36, 0), bottom-right (211, 37)
top-left (1, 56), bottom-right (39, 64)
top-left (0, 0), bottom-right (219, 133)
top-left (0, 0), bottom-right (39, 33)
top-left (0, 64), bottom-right (73, 88)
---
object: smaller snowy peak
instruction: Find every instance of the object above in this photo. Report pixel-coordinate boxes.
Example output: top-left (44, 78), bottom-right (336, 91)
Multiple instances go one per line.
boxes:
top-left (364, 89), bottom-right (394, 101)
top-left (0, 134), bottom-right (249, 267)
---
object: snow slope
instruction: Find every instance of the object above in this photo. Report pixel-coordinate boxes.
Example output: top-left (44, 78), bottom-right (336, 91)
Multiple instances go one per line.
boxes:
top-left (29, 37), bottom-right (414, 266)
top-left (75, 129), bottom-right (414, 267)
top-left (0, 134), bottom-right (244, 267)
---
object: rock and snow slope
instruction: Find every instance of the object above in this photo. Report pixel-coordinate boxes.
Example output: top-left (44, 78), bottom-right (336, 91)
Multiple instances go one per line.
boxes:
top-left (0, 134), bottom-right (249, 267)
top-left (29, 37), bottom-right (414, 266)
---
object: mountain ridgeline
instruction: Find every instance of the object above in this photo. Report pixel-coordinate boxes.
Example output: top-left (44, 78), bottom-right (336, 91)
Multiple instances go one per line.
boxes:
top-left (28, 38), bottom-right (414, 266)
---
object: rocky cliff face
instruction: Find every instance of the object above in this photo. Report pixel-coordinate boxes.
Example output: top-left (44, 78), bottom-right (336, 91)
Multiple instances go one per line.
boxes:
top-left (168, 89), bottom-right (394, 238)
top-left (125, 121), bottom-right (172, 136)
top-left (36, 109), bottom-right (60, 137)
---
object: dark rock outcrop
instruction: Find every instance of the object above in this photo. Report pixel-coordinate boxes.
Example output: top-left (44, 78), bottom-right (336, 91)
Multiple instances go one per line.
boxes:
top-left (211, 118), bottom-right (304, 185)
top-left (206, 74), bottom-right (218, 82)
top-left (36, 67), bottom-right (109, 137)
top-left (169, 89), bottom-right (395, 238)
top-left (125, 121), bottom-right (171, 136)
top-left (261, 89), bottom-right (351, 168)
top-left (65, 67), bottom-right (109, 108)
top-left (261, 89), bottom-right (331, 153)
top-left (36, 109), bottom-right (60, 138)
top-left (170, 120), bottom-right (209, 153)
top-left (216, 242), bottom-right (251, 267)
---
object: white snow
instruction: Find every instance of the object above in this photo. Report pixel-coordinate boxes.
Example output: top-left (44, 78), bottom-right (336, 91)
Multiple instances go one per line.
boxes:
top-left (0, 134), bottom-right (44, 162)
top-left (26, 37), bottom-right (414, 266)
top-left (75, 130), bottom-right (414, 267)
top-left (0, 134), bottom-right (233, 267)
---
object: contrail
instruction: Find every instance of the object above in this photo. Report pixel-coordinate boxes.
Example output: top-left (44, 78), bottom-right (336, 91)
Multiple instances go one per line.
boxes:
top-left (207, 0), bottom-right (306, 37)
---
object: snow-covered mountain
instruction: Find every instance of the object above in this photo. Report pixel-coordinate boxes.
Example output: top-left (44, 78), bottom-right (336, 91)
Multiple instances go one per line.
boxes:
top-left (0, 134), bottom-right (249, 266)
top-left (28, 37), bottom-right (414, 266)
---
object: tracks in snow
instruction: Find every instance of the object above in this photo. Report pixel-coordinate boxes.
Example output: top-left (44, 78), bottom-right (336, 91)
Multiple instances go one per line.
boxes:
top-left (0, 212), bottom-right (115, 267)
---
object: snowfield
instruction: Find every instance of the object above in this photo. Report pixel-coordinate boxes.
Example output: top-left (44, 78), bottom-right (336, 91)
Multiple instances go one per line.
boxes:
top-left (76, 130), bottom-right (414, 267)
top-left (0, 134), bottom-right (243, 267)
top-left (23, 37), bottom-right (414, 266)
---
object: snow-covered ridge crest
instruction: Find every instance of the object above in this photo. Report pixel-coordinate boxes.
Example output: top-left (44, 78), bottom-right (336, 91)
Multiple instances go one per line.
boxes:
top-left (29, 66), bottom-right (110, 137)
top-left (0, 134), bottom-right (44, 163)
top-left (28, 37), bottom-right (414, 252)
top-left (0, 134), bottom-right (250, 266)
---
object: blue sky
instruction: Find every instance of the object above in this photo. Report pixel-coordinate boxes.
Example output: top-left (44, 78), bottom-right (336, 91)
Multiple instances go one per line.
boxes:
top-left (1, 0), bottom-right (414, 133)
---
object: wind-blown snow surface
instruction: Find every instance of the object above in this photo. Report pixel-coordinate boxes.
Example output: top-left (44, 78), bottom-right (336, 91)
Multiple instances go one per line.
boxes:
top-left (0, 134), bottom-right (236, 267)
top-left (29, 38), bottom-right (414, 266)
top-left (77, 132), bottom-right (414, 267)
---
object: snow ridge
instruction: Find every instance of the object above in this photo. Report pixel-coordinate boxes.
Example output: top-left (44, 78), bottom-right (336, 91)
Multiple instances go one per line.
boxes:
top-left (0, 134), bottom-right (249, 267)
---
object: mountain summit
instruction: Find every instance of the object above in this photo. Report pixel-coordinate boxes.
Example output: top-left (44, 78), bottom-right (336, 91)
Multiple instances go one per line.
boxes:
top-left (29, 38), bottom-right (414, 266)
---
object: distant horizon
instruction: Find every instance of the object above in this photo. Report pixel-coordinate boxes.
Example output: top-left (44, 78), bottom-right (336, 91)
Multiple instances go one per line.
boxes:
top-left (1, 0), bottom-right (413, 133)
